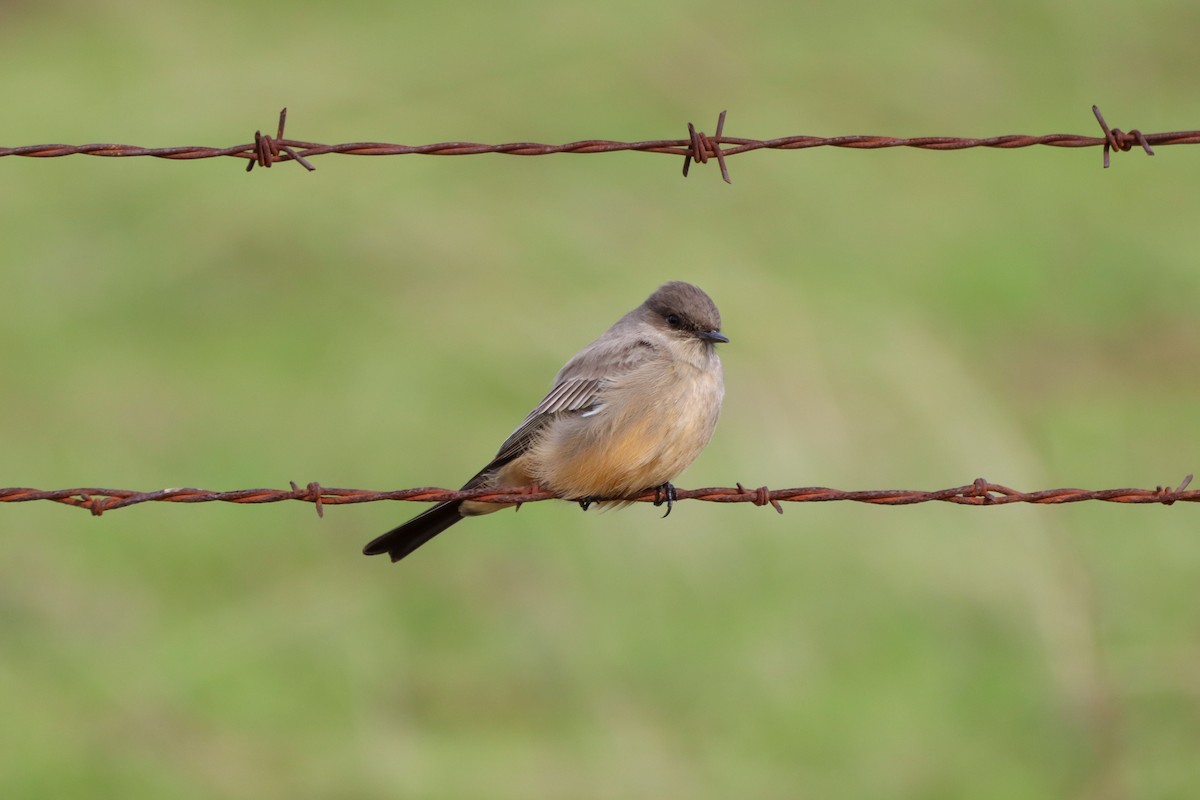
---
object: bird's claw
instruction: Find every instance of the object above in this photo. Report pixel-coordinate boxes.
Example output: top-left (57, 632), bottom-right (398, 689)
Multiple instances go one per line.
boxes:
top-left (653, 483), bottom-right (677, 518)
top-left (577, 497), bottom-right (594, 511)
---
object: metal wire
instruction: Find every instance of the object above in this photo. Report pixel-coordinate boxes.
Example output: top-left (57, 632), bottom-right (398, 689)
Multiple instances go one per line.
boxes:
top-left (0, 107), bottom-right (1188, 182)
top-left (1, 475), bottom-right (1193, 518)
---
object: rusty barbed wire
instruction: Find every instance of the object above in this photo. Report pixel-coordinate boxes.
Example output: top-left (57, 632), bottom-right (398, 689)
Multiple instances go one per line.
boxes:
top-left (1, 106), bottom-right (1190, 182)
top-left (1, 475), bottom-right (1193, 518)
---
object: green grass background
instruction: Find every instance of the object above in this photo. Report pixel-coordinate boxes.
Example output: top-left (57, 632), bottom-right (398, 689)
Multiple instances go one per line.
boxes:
top-left (3, 1), bottom-right (1199, 797)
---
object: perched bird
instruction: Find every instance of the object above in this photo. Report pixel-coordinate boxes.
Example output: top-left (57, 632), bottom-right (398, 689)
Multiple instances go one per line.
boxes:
top-left (363, 281), bottom-right (728, 562)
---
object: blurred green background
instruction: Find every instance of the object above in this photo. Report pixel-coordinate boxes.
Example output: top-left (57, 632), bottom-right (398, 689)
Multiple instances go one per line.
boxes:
top-left (3, 1), bottom-right (1199, 797)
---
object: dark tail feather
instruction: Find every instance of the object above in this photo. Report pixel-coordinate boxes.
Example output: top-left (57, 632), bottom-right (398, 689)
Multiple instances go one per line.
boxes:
top-left (362, 501), bottom-right (465, 562)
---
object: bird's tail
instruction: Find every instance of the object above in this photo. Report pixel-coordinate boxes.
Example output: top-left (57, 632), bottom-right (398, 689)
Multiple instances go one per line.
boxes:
top-left (362, 501), bottom-right (465, 562)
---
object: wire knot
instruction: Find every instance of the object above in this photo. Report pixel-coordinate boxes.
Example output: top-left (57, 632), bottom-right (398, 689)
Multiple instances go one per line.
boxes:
top-left (969, 477), bottom-right (997, 504)
top-left (683, 110), bottom-right (732, 183)
top-left (737, 482), bottom-right (784, 514)
top-left (246, 108), bottom-right (315, 173)
top-left (1154, 473), bottom-right (1193, 506)
top-left (1092, 105), bottom-right (1155, 169)
top-left (80, 492), bottom-right (112, 516)
top-left (291, 480), bottom-right (326, 517)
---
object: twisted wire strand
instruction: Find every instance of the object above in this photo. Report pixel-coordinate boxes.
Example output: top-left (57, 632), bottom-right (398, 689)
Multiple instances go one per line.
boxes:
top-left (1, 475), bottom-right (1193, 518)
top-left (1, 107), bottom-right (1185, 181)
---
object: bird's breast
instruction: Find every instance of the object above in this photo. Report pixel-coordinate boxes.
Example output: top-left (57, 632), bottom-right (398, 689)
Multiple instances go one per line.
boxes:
top-left (528, 356), bottom-right (724, 499)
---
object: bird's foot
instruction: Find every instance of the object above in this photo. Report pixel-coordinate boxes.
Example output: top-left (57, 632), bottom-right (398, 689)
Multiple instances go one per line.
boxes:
top-left (652, 483), bottom-right (677, 518)
top-left (577, 497), bottom-right (595, 511)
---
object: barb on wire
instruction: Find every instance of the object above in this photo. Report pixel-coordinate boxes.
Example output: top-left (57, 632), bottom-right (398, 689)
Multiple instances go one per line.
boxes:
top-left (246, 108), bottom-right (315, 172)
top-left (683, 110), bottom-right (731, 183)
top-left (1092, 104), bottom-right (1155, 168)
top-left (1, 475), bottom-right (1195, 518)
top-left (2, 106), bottom-right (1192, 182)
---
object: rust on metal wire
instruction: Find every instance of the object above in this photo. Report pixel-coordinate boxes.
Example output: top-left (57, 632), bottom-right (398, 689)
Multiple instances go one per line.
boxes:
top-left (246, 108), bottom-right (315, 172)
top-left (1, 475), bottom-right (1195, 518)
top-left (1092, 105), bottom-right (1155, 169)
top-left (1, 106), bottom-right (1193, 179)
top-left (683, 111), bottom-right (731, 183)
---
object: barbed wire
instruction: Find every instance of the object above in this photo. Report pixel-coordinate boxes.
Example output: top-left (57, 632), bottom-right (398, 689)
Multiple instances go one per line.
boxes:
top-left (1, 106), bottom-right (1191, 183)
top-left (1, 475), bottom-right (1193, 518)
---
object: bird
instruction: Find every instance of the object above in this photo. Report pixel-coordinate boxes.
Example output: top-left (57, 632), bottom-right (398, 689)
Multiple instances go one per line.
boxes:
top-left (362, 280), bottom-right (728, 562)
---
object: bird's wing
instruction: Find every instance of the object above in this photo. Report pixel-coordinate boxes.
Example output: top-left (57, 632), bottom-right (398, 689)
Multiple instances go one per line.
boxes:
top-left (487, 375), bottom-right (606, 467)
top-left (482, 335), bottom-right (660, 472)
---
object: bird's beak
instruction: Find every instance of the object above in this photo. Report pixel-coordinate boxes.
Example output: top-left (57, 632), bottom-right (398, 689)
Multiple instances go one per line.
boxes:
top-left (699, 330), bottom-right (730, 344)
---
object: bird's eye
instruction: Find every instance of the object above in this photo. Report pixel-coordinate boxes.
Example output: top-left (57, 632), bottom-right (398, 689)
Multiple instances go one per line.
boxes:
top-left (665, 313), bottom-right (682, 327)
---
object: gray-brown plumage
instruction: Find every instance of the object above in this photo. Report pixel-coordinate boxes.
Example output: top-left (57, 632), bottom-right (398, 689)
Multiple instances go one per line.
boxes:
top-left (363, 281), bottom-right (728, 562)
